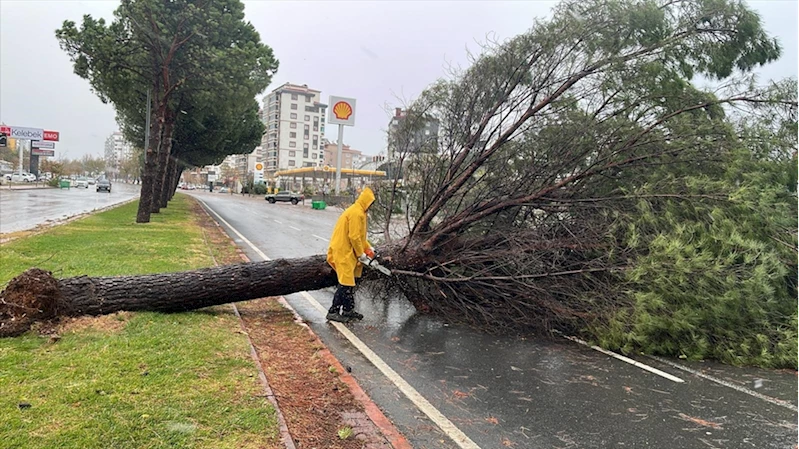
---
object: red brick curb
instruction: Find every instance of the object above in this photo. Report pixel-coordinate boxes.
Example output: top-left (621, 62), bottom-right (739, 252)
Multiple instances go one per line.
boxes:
top-left (276, 297), bottom-right (413, 449)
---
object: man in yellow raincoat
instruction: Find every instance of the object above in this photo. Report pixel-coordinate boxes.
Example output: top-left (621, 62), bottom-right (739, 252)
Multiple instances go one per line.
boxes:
top-left (326, 187), bottom-right (376, 322)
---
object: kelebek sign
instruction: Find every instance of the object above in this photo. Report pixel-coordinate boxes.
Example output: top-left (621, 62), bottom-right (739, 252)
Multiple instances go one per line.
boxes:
top-left (8, 126), bottom-right (43, 141)
top-left (0, 125), bottom-right (57, 142)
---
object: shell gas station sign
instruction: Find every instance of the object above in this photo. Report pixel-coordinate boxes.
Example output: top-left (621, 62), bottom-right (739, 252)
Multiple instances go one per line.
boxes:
top-left (253, 162), bottom-right (264, 183)
top-left (328, 96), bottom-right (356, 126)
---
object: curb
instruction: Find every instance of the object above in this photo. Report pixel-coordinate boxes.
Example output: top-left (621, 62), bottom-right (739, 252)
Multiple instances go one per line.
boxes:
top-left (231, 300), bottom-right (297, 449)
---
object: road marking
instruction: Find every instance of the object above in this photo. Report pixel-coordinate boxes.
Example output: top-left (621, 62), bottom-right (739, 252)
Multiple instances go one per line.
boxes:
top-left (273, 219), bottom-right (283, 224)
top-left (644, 355), bottom-right (798, 412)
top-left (289, 226), bottom-right (301, 231)
top-left (557, 332), bottom-right (684, 383)
top-left (196, 199), bottom-right (270, 261)
top-left (298, 291), bottom-right (481, 449)
top-left (312, 234), bottom-right (329, 241)
top-left (198, 199), bottom-right (480, 449)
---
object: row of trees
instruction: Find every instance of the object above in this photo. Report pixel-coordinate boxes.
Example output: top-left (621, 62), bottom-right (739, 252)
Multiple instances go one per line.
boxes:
top-left (55, 0), bottom-right (277, 222)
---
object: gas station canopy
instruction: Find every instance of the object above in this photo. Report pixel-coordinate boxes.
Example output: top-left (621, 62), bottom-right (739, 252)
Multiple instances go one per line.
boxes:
top-left (273, 167), bottom-right (386, 178)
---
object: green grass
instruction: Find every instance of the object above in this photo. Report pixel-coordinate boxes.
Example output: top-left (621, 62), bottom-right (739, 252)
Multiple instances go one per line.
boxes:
top-left (0, 198), bottom-right (212, 281)
top-left (0, 196), bottom-right (279, 448)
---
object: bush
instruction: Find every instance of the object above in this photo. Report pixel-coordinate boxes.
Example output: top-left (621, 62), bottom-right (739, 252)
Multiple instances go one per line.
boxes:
top-left (253, 184), bottom-right (267, 195)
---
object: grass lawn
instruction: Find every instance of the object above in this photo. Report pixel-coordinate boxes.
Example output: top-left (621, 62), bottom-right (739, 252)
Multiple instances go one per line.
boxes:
top-left (0, 196), bottom-right (280, 448)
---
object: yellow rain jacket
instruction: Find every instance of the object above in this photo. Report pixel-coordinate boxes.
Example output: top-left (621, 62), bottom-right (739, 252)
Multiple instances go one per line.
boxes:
top-left (327, 187), bottom-right (375, 286)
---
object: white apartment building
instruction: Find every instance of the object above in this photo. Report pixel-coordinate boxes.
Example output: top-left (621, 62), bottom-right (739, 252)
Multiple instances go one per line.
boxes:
top-left (104, 131), bottom-right (133, 172)
top-left (261, 83), bottom-right (327, 173)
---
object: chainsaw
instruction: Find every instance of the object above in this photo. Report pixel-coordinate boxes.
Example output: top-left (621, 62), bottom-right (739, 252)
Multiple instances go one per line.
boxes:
top-left (360, 252), bottom-right (392, 276)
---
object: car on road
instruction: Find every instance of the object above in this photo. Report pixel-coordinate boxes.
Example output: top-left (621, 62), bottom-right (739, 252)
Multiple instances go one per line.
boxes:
top-left (10, 173), bottom-right (37, 182)
top-left (265, 190), bottom-right (304, 205)
top-left (74, 177), bottom-right (89, 188)
top-left (96, 178), bottom-right (112, 192)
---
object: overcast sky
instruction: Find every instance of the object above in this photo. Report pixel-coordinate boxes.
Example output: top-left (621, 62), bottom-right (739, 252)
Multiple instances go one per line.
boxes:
top-left (1, 1), bottom-right (796, 161)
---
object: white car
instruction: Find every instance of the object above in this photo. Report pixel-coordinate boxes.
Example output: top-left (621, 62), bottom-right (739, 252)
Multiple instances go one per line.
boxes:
top-left (11, 173), bottom-right (37, 182)
top-left (74, 177), bottom-right (90, 188)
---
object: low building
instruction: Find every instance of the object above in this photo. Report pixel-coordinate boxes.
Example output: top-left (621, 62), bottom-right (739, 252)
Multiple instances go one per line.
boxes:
top-left (323, 140), bottom-right (364, 170)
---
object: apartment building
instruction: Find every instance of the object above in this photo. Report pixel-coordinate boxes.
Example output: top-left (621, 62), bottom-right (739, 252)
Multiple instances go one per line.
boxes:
top-left (104, 131), bottom-right (134, 172)
top-left (386, 107), bottom-right (439, 161)
top-left (261, 83), bottom-right (327, 173)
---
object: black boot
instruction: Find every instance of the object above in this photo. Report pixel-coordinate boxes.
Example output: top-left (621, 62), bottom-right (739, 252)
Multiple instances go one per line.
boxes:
top-left (341, 287), bottom-right (362, 320)
top-left (342, 310), bottom-right (364, 320)
top-left (326, 311), bottom-right (351, 322)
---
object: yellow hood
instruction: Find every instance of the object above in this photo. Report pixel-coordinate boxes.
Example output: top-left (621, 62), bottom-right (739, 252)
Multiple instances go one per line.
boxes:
top-left (355, 187), bottom-right (375, 212)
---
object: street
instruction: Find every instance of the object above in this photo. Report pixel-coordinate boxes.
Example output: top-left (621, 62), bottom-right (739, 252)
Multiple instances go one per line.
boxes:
top-left (0, 182), bottom-right (141, 236)
top-left (188, 190), bottom-right (798, 449)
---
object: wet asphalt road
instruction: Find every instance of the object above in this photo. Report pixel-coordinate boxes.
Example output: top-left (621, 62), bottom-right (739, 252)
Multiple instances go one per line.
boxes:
top-left (0, 182), bottom-right (141, 235)
top-left (189, 190), bottom-right (797, 449)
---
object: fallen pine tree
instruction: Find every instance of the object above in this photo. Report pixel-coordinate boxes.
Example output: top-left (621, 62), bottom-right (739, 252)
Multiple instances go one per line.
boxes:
top-left (3, 0), bottom-right (796, 368)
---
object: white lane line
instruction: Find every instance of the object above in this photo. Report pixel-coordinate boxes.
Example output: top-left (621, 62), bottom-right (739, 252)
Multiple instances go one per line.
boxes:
top-left (199, 199), bottom-right (480, 449)
top-left (298, 291), bottom-right (481, 449)
top-left (197, 199), bottom-right (270, 261)
top-left (644, 355), bottom-right (798, 412)
top-left (273, 219), bottom-right (283, 224)
top-left (312, 234), bottom-right (329, 241)
top-left (289, 226), bottom-right (301, 231)
top-left (557, 333), bottom-right (684, 383)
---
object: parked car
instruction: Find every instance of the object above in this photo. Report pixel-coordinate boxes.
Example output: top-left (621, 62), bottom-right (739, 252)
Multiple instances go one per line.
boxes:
top-left (265, 190), bottom-right (304, 205)
top-left (88, 178), bottom-right (96, 185)
top-left (96, 178), bottom-right (112, 192)
top-left (11, 172), bottom-right (37, 182)
top-left (74, 177), bottom-right (89, 188)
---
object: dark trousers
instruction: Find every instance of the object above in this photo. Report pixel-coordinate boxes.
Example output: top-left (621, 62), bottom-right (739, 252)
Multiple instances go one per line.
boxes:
top-left (329, 284), bottom-right (355, 314)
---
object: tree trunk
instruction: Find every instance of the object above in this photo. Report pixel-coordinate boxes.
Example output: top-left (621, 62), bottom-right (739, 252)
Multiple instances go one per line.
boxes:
top-left (0, 245), bottom-right (432, 338)
top-left (160, 155), bottom-right (178, 208)
top-left (1, 256), bottom-right (337, 337)
top-left (136, 88), bottom-right (164, 224)
top-left (152, 112), bottom-right (175, 213)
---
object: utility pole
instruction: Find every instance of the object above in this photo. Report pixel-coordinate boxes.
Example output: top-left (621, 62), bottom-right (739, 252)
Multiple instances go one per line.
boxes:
top-left (335, 125), bottom-right (344, 195)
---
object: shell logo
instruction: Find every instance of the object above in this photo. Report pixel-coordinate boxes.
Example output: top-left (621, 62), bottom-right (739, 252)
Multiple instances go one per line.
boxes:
top-left (332, 101), bottom-right (353, 120)
top-left (255, 163), bottom-right (263, 170)
top-left (323, 165), bottom-right (330, 172)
